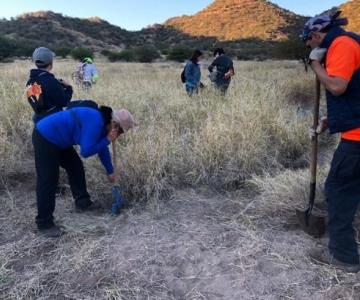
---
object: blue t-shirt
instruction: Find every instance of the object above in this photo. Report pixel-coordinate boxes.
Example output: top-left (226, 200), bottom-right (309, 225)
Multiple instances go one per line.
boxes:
top-left (36, 107), bottom-right (113, 174)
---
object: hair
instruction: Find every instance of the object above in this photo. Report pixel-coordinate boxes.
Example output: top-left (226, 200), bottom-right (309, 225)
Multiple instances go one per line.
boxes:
top-left (35, 61), bottom-right (51, 69)
top-left (190, 49), bottom-right (203, 64)
top-left (213, 48), bottom-right (225, 57)
top-left (99, 106), bottom-right (113, 126)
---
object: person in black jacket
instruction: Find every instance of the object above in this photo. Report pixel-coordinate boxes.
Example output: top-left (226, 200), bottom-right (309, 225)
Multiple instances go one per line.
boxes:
top-left (208, 48), bottom-right (235, 95)
top-left (26, 47), bottom-right (73, 123)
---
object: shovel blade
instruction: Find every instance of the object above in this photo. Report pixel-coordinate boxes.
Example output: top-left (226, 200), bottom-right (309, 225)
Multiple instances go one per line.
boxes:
top-left (111, 185), bottom-right (123, 215)
top-left (296, 209), bottom-right (326, 238)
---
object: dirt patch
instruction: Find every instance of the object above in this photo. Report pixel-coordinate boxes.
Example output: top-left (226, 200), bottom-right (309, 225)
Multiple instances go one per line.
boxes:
top-left (0, 186), bottom-right (359, 299)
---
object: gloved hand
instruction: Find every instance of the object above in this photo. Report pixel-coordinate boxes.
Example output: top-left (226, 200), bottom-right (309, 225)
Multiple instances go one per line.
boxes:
top-left (309, 48), bottom-right (327, 63)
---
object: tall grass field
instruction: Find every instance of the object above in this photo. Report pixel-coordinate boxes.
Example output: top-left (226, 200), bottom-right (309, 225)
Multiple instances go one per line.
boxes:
top-left (0, 60), bottom-right (358, 299)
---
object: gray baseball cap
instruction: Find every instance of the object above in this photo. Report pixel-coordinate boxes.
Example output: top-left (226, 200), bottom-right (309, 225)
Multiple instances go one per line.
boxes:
top-left (32, 47), bottom-right (55, 66)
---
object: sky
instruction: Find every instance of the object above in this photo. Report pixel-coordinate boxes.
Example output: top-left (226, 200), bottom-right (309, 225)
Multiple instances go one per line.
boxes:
top-left (1, 0), bottom-right (347, 31)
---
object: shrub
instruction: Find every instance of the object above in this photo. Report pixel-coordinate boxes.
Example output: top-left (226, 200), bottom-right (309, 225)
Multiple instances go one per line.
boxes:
top-left (167, 46), bottom-right (193, 62)
top-left (273, 38), bottom-right (309, 60)
top-left (106, 49), bottom-right (136, 62)
top-left (70, 47), bottom-right (94, 61)
top-left (134, 46), bottom-right (160, 63)
top-left (0, 36), bottom-right (14, 61)
top-left (55, 47), bottom-right (72, 58)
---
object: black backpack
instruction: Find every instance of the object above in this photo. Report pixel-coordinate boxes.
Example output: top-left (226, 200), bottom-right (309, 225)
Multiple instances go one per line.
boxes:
top-left (180, 67), bottom-right (186, 83)
top-left (67, 99), bottom-right (99, 110)
top-left (66, 100), bottom-right (99, 128)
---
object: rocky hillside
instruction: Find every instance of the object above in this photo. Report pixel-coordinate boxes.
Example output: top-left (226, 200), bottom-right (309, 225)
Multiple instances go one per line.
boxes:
top-left (340, 0), bottom-right (360, 33)
top-left (165, 0), bottom-right (307, 41)
top-left (0, 11), bottom-right (132, 50)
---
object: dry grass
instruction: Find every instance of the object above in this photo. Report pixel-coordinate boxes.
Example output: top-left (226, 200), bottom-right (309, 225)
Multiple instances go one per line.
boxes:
top-left (1, 59), bottom-right (359, 299)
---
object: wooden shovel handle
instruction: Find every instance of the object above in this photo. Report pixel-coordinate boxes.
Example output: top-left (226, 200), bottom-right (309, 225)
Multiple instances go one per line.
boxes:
top-left (309, 77), bottom-right (321, 207)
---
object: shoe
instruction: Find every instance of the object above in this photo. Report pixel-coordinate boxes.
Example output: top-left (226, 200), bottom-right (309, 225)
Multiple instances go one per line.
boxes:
top-left (38, 225), bottom-right (64, 238)
top-left (76, 201), bottom-right (102, 212)
top-left (309, 247), bottom-right (360, 273)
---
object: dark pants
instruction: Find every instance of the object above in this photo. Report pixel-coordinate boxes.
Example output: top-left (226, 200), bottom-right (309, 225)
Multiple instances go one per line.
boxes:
top-left (32, 129), bottom-right (91, 229)
top-left (214, 81), bottom-right (230, 96)
top-left (325, 139), bottom-right (360, 265)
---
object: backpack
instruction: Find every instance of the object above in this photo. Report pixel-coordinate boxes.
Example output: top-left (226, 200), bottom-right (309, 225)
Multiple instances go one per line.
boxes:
top-left (66, 99), bottom-right (99, 110)
top-left (180, 66), bottom-right (186, 83)
top-left (26, 72), bottom-right (47, 114)
top-left (73, 63), bottom-right (86, 84)
top-left (66, 100), bottom-right (99, 128)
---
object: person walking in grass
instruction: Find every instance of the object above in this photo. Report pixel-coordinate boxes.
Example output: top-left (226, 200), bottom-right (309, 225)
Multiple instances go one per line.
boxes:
top-left (184, 49), bottom-right (204, 97)
top-left (303, 11), bottom-right (360, 273)
top-left (73, 57), bottom-right (99, 90)
top-left (208, 48), bottom-right (235, 95)
top-left (26, 47), bottom-right (73, 123)
top-left (32, 105), bottom-right (136, 238)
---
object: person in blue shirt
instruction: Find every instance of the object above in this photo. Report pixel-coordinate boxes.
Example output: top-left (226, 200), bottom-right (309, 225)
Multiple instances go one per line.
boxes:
top-left (73, 57), bottom-right (99, 90)
top-left (184, 50), bottom-right (203, 96)
top-left (26, 47), bottom-right (73, 123)
top-left (32, 105), bottom-right (136, 237)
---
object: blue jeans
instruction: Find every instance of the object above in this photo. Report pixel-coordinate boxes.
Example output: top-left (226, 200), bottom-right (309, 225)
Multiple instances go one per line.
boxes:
top-left (185, 84), bottom-right (198, 97)
top-left (325, 139), bottom-right (360, 265)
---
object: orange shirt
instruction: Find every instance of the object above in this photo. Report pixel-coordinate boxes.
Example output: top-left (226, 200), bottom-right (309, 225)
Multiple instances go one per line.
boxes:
top-left (326, 36), bottom-right (360, 141)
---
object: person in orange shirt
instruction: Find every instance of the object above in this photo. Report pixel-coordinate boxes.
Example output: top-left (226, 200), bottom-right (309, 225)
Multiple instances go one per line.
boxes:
top-left (302, 11), bottom-right (360, 273)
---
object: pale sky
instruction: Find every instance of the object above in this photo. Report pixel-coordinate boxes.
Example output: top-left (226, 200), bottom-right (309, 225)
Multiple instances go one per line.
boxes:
top-left (1, 0), bottom-right (347, 31)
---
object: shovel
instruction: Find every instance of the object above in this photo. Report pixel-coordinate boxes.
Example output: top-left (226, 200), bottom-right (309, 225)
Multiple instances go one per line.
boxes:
top-left (111, 141), bottom-right (124, 215)
top-left (295, 77), bottom-right (326, 238)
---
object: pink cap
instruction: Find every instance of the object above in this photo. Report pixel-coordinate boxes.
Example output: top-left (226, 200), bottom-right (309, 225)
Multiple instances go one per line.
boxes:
top-left (112, 109), bottom-right (136, 133)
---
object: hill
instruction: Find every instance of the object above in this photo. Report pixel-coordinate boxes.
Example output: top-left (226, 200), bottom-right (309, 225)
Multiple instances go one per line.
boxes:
top-left (340, 0), bottom-right (360, 33)
top-left (0, 11), bottom-right (132, 50)
top-left (165, 0), bottom-right (307, 41)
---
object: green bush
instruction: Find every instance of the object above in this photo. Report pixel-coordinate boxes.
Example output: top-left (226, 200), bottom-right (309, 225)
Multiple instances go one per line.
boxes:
top-left (106, 49), bottom-right (136, 62)
top-left (0, 36), bottom-right (14, 60)
top-left (273, 38), bottom-right (309, 60)
top-left (70, 47), bottom-right (94, 61)
top-left (55, 47), bottom-right (72, 58)
top-left (167, 46), bottom-right (192, 62)
top-left (134, 46), bottom-right (160, 63)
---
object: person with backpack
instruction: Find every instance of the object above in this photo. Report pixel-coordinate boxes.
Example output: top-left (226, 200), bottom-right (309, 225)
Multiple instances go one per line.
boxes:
top-left (26, 47), bottom-right (73, 123)
top-left (32, 104), bottom-right (136, 238)
top-left (73, 57), bottom-right (99, 90)
top-left (208, 48), bottom-right (235, 95)
top-left (303, 11), bottom-right (360, 273)
top-left (183, 50), bottom-right (204, 96)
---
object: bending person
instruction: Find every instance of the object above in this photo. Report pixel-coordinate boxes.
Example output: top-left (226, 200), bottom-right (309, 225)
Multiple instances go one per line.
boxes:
top-left (32, 105), bottom-right (136, 237)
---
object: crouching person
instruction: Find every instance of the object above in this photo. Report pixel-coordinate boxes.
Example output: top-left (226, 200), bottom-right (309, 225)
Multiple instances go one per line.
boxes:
top-left (32, 105), bottom-right (136, 237)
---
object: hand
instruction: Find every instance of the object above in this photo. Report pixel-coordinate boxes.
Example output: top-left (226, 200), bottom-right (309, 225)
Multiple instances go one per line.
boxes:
top-left (308, 117), bottom-right (328, 138)
top-left (309, 48), bottom-right (327, 63)
top-left (107, 173), bottom-right (116, 183)
top-left (59, 79), bottom-right (72, 88)
top-left (316, 117), bottom-right (328, 134)
top-left (107, 128), bottom-right (119, 142)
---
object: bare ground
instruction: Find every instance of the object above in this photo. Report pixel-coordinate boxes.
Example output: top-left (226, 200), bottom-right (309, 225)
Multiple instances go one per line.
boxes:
top-left (1, 167), bottom-right (360, 299)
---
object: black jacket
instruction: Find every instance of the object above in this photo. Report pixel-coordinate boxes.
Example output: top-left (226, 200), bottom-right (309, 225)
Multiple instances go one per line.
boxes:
top-left (27, 69), bottom-right (73, 123)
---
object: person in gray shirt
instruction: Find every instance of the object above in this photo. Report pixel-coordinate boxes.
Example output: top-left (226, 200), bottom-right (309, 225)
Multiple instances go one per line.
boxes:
top-left (208, 48), bottom-right (235, 95)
